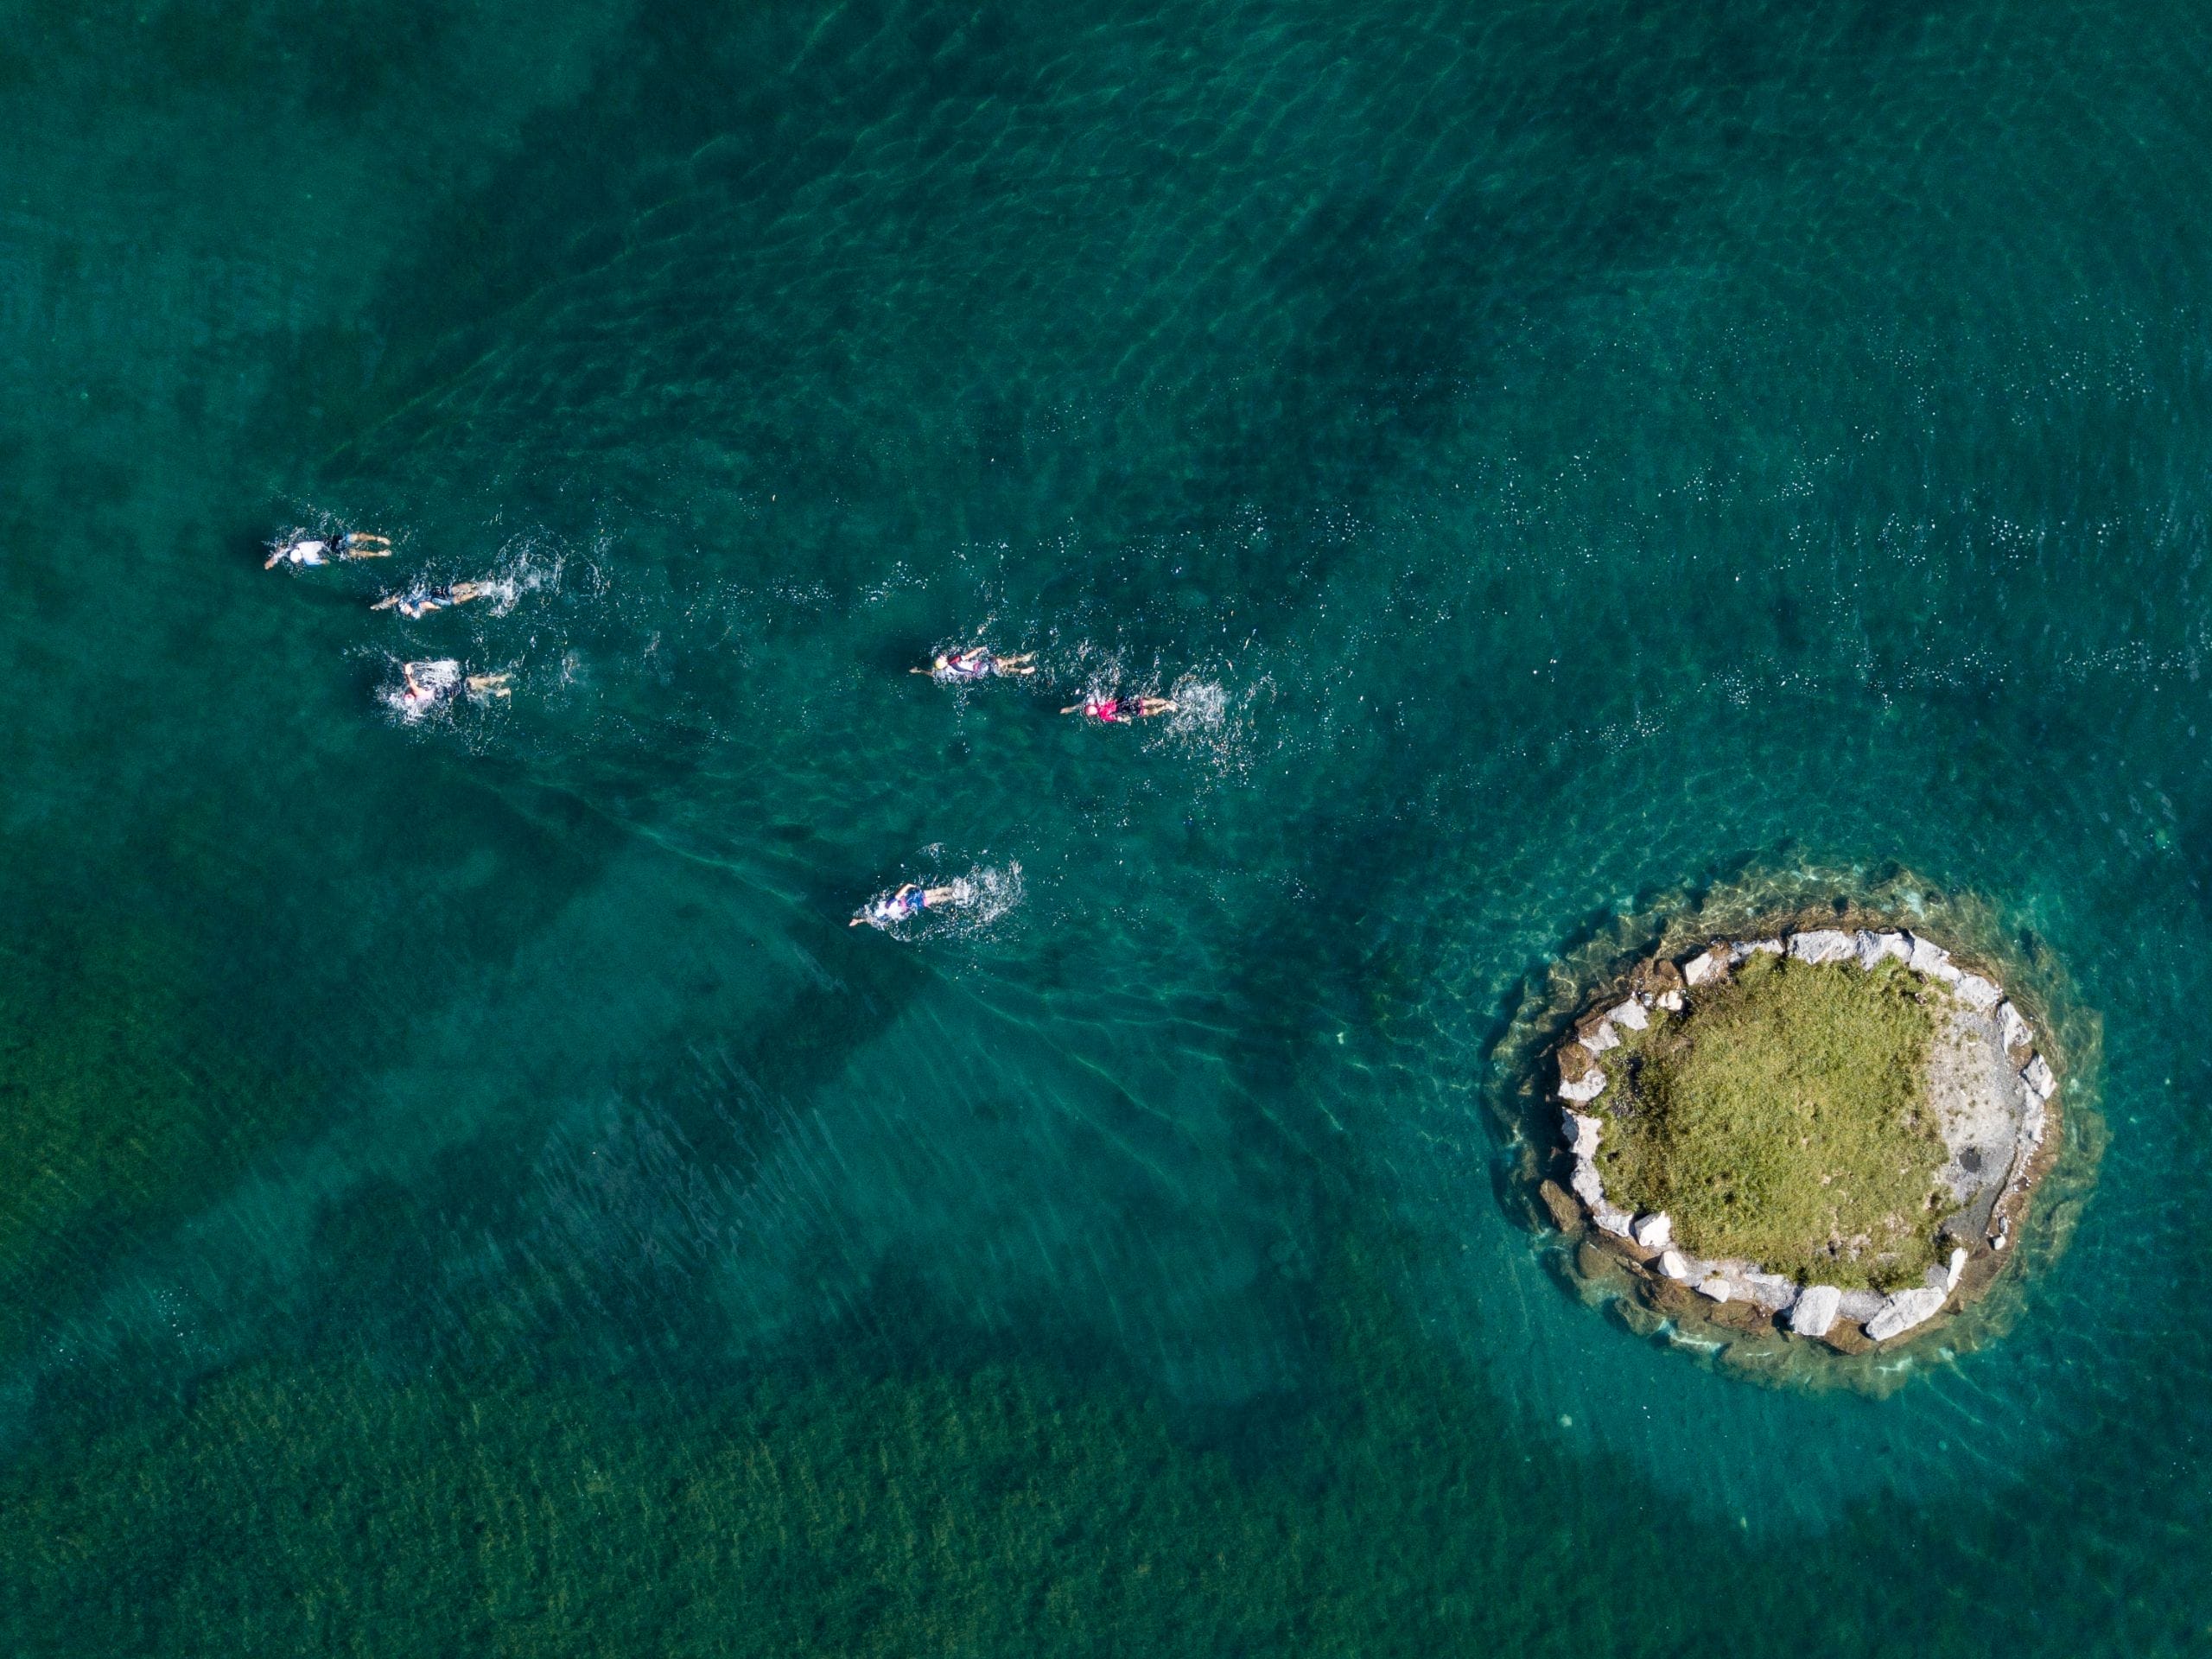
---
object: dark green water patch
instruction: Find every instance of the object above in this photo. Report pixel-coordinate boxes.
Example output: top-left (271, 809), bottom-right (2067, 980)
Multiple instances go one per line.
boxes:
top-left (0, 916), bottom-right (306, 1354)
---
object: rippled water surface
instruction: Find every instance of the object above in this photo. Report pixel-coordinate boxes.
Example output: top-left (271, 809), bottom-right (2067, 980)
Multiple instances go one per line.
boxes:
top-left (2, 0), bottom-right (2209, 1651)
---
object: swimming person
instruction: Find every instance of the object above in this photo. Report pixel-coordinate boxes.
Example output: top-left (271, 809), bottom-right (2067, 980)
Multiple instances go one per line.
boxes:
top-left (1061, 693), bottom-right (1177, 723)
top-left (385, 658), bottom-right (463, 720)
top-left (265, 530), bottom-right (333, 567)
top-left (381, 660), bottom-right (512, 720)
top-left (371, 580), bottom-right (500, 619)
top-left (849, 881), bottom-right (963, 927)
top-left (912, 646), bottom-right (1037, 683)
top-left (265, 527), bottom-right (393, 567)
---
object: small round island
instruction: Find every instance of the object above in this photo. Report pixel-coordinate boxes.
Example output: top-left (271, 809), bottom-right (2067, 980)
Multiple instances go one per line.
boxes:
top-left (1547, 924), bottom-right (2061, 1353)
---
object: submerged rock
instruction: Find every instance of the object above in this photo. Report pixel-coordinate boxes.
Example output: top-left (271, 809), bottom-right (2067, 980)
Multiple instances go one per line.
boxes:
top-left (1789, 1285), bottom-right (1843, 1338)
top-left (1537, 1179), bottom-right (1583, 1233)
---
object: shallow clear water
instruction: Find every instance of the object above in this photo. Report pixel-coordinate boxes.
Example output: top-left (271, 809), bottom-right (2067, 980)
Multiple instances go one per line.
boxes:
top-left (2, 0), bottom-right (2209, 1650)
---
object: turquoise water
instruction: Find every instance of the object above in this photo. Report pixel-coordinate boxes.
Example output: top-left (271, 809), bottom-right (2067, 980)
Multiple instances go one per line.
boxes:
top-left (2, 0), bottom-right (2209, 1649)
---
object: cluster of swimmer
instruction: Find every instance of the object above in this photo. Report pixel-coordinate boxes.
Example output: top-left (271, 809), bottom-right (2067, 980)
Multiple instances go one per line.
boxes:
top-left (849, 646), bottom-right (1181, 930)
top-left (265, 525), bottom-right (514, 718)
top-left (1555, 925), bottom-right (2060, 1347)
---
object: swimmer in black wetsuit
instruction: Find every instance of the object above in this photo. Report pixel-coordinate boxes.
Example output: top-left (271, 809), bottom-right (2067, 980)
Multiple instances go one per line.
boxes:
top-left (912, 646), bottom-right (1036, 683)
top-left (372, 580), bottom-right (500, 619)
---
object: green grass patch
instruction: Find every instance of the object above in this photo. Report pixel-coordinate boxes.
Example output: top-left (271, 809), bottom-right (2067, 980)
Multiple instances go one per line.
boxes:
top-left (1594, 952), bottom-right (1948, 1290)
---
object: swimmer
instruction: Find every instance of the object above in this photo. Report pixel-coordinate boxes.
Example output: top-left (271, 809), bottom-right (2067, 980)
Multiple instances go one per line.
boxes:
top-left (371, 580), bottom-right (499, 619)
top-left (911, 646), bottom-right (1037, 683)
top-left (265, 529), bottom-right (333, 568)
top-left (264, 527), bottom-right (393, 567)
top-left (381, 660), bottom-right (510, 720)
top-left (1060, 693), bottom-right (1177, 723)
top-left (385, 658), bottom-right (462, 720)
top-left (849, 881), bottom-right (962, 927)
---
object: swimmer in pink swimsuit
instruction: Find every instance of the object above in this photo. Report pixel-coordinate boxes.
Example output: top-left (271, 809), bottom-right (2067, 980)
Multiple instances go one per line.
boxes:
top-left (1061, 692), bottom-right (1176, 723)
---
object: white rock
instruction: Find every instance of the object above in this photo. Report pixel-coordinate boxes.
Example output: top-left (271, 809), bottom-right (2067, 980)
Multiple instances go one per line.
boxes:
top-left (1953, 974), bottom-right (2003, 1013)
top-left (1559, 1069), bottom-right (1606, 1103)
top-left (1789, 1285), bottom-right (1843, 1338)
top-left (1730, 938), bottom-right (1783, 963)
top-left (1789, 929), bottom-right (1856, 965)
top-left (1657, 1249), bottom-right (1691, 1281)
top-left (1836, 1289), bottom-right (1886, 1321)
top-left (1579, 1020), bottom-right (1620, 1056)
top-left (1866, 1287), bottom-right (1947, 1342)
top-left (1740, 1272), bottom-right (1800, 1313)
top-left (1608, 999), bottom-right (1649, 1032)
top-left (1630, 1212), bottom-right (1672, 1250)
top-left (1945, 1247), bottom-right (1967, 1292)
top-left (2022, 1055), bottom-right (2056, 1100)
top-left (1681, 950), bottom-right (1726, 988)
top-left (1998, 1001), bottom-right (2033, 1052)
top-left (1907, 934), bottom-right (1963, 983)
top-left (1855, 930), bottom-right (1911, 970)
top-left (1562, 1110), bottom-right (1603, 1159)
top-left (1695, 1277), bottom-right (1732, 1303)
top-left (1570, 1160), bottom-right (1605, 1209)
top-left (1594, 1207), bottom-right (1634, 1237)
top-left (1655, 988), bottom-right (1683, 1013)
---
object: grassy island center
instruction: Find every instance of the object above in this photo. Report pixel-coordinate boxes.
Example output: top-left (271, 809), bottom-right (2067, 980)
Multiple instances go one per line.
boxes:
top-left (1594, 953), bottom-right (1948, 1290)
